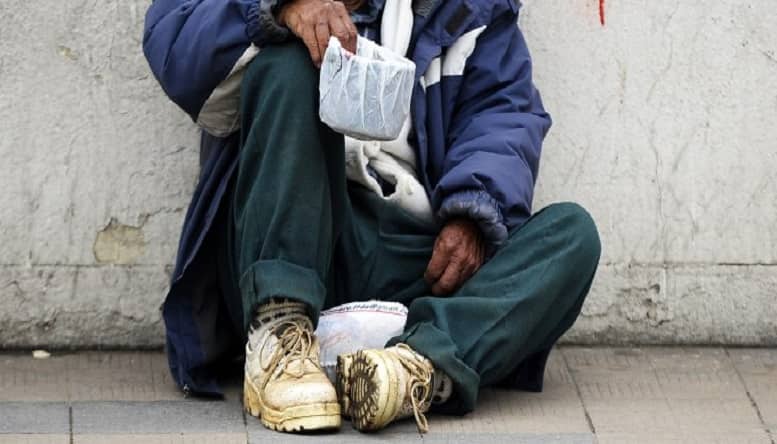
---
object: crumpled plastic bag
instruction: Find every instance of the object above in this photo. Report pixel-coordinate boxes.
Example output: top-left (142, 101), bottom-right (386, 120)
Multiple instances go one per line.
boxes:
top-left (314, 301), bottom-right (408, 383)
top-left (319, 36), bottom-right (416, 141)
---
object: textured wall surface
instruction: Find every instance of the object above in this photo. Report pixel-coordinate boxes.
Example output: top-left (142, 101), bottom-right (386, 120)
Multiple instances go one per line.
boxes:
top-left (0, 0), bottom-right (775, 348)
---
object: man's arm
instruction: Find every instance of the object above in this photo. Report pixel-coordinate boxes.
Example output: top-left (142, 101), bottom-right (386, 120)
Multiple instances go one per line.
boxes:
top-left (142, 0), bottom-right (356, 136)
top-left (425, 12), bottom-right (552, 294)
top-left (434, 12), bottom-right (551, 250)
top-left (143, 0), bottom-right (269, 135)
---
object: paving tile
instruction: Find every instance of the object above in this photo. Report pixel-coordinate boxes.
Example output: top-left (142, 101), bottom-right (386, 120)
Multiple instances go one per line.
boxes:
top-left (563, 347), bottom-right (653, 371)
top-left (433, 389), bottom-right (589, 434)
top-left (148, 353), bottom-right (240, 402)
top-left (586, 399), bottom-right (764, 435)
top-left (0, 354), bottom-right (70, 401)
top-left (180, 434), bottom-right (247, 444)
top-left (729, 348), bottom-right (777, 430)
top-left (585, 399), bottom-right (677, 432)
top-left (574, 376), bottom-right (665, 401)
top-left (74, 433), bottom-right (247, 444)
top-left (71, 401), bottom-right (245, 434)
top-left (565, 347), bottom-right (750, 402)
top-left (538, 349), bottom-right (580, 401)
top-left (596, 431), bottom-right (772, 444)
top-left (150, 352), bottom-right (185, 401)
top-left (0, 435), bottom-right (70, 444)
top-left (728, 349), bottom-right (777, 393)
top-left (391, 433), bottom-right (594, 444)
top-left (246, 421), bottom-right (594, 444)
top-left (0, 403), bottom-right (70, 434)
top-left (651, 368), bottom-right (746, 400)
top-left (0, 352), bottom-right (182, 402)
top-left (564, 347), bottom-right (663, 401)
top-left (648, 347), bottom-right (749, 401)
top-left (245, 417), bottom-right (398, 443)
top-left (666, 399), bottom-right (765, 432)
top-left (66, 352), bottom-right (177, 401)
top-left (75, 436), bottom-right (181, 444)
top-left (646, 347), bottom-right (732, 371)
top-left (754, 401), bottom-right (777, 431)
top-left (728, 349), bottom-right (777, 375)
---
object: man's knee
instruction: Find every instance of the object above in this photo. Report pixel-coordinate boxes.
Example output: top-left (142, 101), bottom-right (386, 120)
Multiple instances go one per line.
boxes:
top-left (551, 202), bottom-right (601, 271)
top-left (241, 40), bottom-right (318, 102)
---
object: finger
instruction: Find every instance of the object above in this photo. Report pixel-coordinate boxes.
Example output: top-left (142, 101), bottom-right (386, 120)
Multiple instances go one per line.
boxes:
top-left (431, 259), bottom-right (464, 295)
top-left (459, 259), bottom-right (479, 284)
top-left (424, 239), bottom-right (450, 284)
top-left (329, 11), bottom-right (355, 53)
top-left (333, 2), bottom-right (358, 53)
top-left (300, 25), bottom-right (321, 66)
top-left (314, 13), bottom-right (331, 66)
top-left (332, 1), bottom-right (355, 31)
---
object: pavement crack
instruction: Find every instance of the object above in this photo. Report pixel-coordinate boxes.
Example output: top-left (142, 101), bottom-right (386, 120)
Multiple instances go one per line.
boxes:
top-left (561, 348), bottom-right (597, 435)
top-left (69, 405), bottom-right (74, 444)
top-left (725, 348), bottom-right (775, 444)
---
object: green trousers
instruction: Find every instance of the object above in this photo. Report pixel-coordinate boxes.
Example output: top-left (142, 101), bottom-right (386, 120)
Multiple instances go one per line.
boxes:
top-left (225, 41), bottom-right (601, 414)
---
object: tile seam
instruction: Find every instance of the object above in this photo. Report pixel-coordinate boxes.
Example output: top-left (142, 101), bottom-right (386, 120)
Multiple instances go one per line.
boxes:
top-left (560, 347), bottom-right (597, 435)
top-left (724, 348), bottom-right (775, 444)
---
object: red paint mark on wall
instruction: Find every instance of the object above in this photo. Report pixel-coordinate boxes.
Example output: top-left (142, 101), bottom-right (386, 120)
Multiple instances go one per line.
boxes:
top-left (599, 0), bottom-right (606, 26)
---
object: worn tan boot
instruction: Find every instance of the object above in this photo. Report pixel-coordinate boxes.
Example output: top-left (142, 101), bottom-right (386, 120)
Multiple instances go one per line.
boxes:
top-left (336, 344), bottom-right (434, 433)
top-left (244, 302), bottom-right (341, 433)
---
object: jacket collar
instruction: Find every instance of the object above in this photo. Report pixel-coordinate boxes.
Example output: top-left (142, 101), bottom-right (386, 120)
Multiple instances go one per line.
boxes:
top-left (407, 0), bottom-right (519, 80)
top-left (352, 0), bottom-right (386, 24)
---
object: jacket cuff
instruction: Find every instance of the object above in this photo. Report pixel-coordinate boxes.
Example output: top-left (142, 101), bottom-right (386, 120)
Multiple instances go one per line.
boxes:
top-left (247, 0), bottom-right (292, 46)
top-left (437, 190), bottom-right (509, 256)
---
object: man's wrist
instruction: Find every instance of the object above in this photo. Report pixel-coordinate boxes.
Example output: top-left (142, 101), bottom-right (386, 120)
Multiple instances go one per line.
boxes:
top-left (249, 0), bottom-right (293, 45)
top-left (443, 218), bottom-right (481, 237)
top-left (275, 3), bottom-right (289, 27)
top-left (437, 189), bottom-right (509, 257)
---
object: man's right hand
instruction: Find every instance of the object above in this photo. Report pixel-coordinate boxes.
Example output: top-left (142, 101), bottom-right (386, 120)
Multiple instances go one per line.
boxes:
top-left (278, 0), bottom-right (358, 67)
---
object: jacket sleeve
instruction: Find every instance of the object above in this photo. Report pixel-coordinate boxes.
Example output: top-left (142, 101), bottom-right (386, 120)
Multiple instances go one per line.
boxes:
top-left (433, 13), bottom-right (552, 254)
top-left (142, 0), bottom-right (292, 136)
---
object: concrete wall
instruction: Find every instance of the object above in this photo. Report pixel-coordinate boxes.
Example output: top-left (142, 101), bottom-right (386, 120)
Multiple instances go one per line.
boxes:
top-left (1, 0), bottom-right (775, 348)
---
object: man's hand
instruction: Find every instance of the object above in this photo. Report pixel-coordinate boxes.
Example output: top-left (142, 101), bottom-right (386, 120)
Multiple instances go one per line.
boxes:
top-left (424, 219), bottom-right (486, 295)
top-left (278, 0), bottom-right (358, 67)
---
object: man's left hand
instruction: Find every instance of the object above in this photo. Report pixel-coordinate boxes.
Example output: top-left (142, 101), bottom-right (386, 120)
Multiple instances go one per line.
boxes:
top-left (424, 218), bottom-right (486, 295)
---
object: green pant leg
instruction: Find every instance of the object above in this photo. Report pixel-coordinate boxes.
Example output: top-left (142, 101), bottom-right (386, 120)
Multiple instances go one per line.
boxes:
top-left (389, 202), bottom-right (601, 414)
top-left (231, 40), bottom-right (347, 329)
top-left (329, 191), bottom-right (600, 413)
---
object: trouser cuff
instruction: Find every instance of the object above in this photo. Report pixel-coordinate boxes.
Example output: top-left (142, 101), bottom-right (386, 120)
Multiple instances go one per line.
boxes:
top-left (388, 321), bottom-right (480, 414)
top-left (239, 259), bottom-right (326, 329)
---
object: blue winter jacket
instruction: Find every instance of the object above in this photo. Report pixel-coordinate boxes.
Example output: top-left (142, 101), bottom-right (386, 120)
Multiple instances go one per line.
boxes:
top-left (143, 0), bottom-right (552, 400)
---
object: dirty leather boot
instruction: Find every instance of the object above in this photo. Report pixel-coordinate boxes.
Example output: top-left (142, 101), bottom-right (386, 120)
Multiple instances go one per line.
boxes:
top-left (337, 344), bottom-right (434, 433)
top-left (244, 300), bottom-right (341, 432)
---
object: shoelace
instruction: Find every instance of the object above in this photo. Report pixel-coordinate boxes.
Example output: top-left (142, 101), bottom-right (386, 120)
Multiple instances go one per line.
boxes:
top-left (394, 344), bottom-right (432, 434)
top-left (258, 319), bottom-right (319, 379)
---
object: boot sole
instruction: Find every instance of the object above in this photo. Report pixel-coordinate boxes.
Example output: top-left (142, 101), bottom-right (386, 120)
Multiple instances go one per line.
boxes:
top-left (337, 350), bottom-right (399, 432)
top-left (335, 354), bottom-right (354, 418)
top-left (243, 376), bottom-right (341, 433)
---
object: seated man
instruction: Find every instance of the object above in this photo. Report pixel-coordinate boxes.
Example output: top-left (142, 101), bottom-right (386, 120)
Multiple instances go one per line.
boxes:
top-left (143, 0), bottom-right (600, 435)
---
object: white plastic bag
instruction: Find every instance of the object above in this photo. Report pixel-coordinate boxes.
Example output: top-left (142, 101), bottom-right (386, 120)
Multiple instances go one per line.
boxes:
top-left (314, 301), bottom-right (408, 382)
top-left (319, 36), bottom-right (416, 141)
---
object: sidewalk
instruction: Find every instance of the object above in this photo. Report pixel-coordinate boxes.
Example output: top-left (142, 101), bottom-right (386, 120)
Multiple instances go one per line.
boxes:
top-left (0, 347), bottom-right (774, 443)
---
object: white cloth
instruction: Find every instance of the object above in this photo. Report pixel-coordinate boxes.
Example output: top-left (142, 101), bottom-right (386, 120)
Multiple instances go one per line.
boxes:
top-left (343, 0), bottom-right (434, 222)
